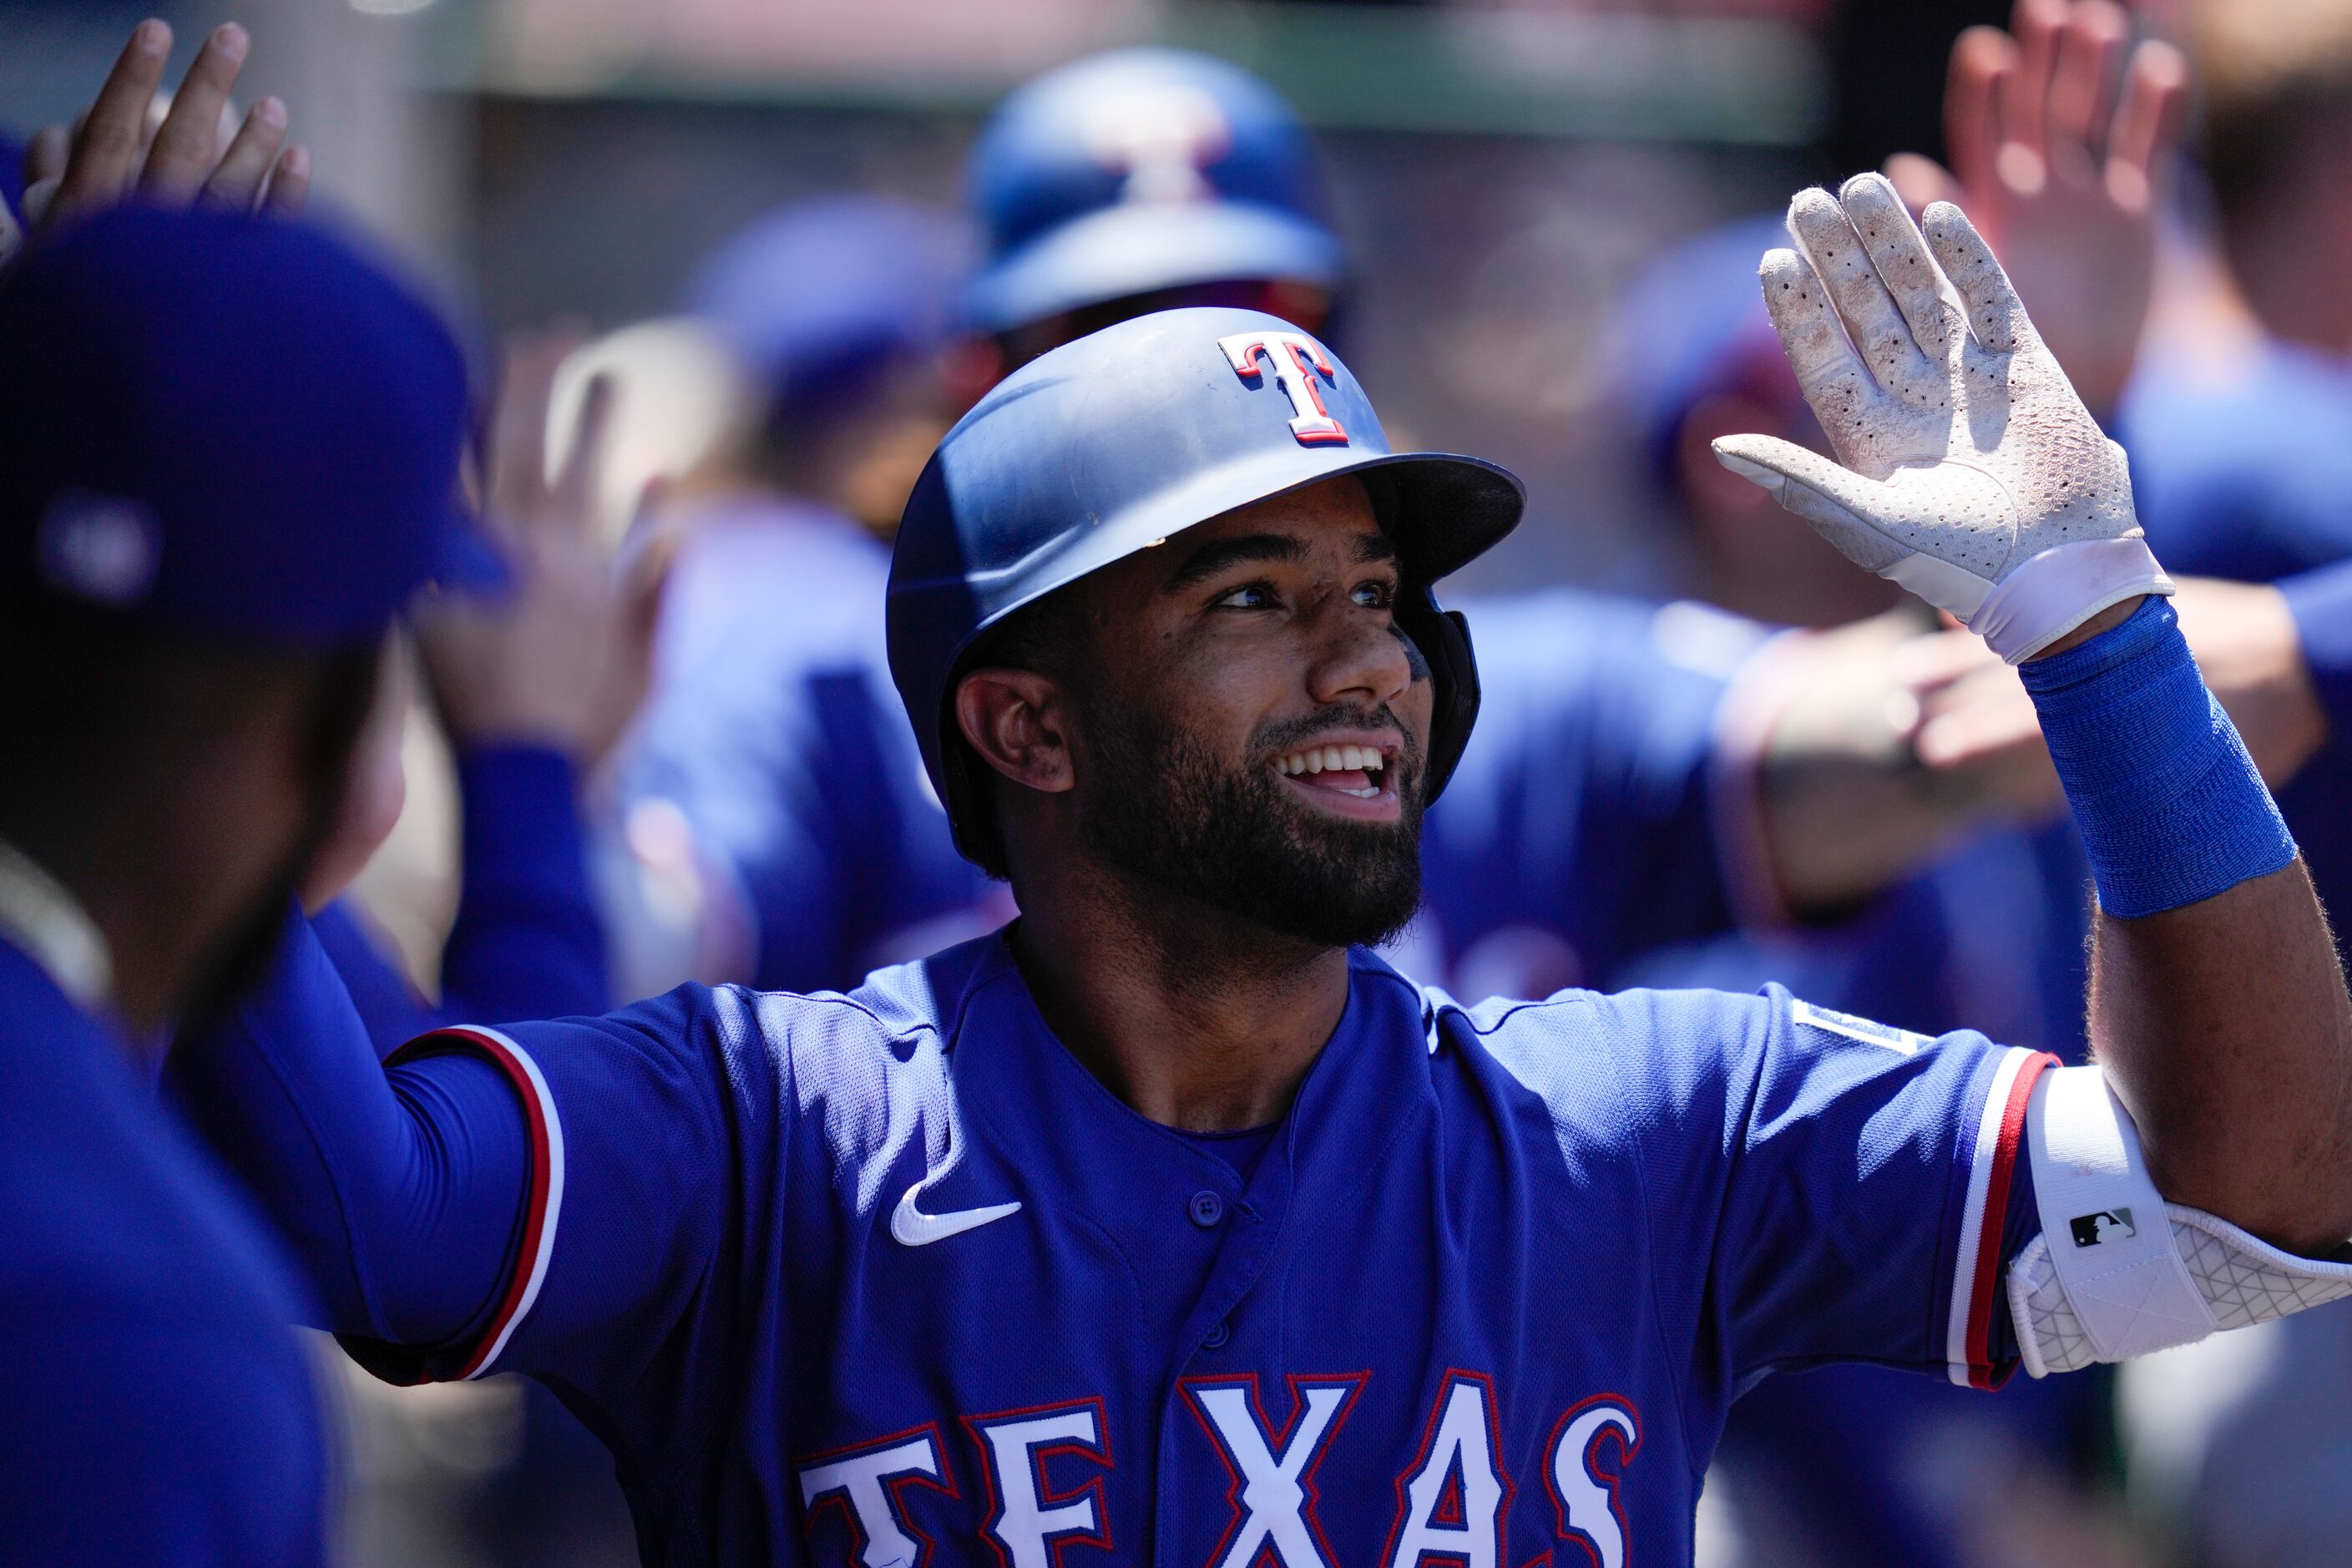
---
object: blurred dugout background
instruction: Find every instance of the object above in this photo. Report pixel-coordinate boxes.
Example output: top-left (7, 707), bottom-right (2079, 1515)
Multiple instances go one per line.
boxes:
top-left (0, 0), bottom-right (2183, 1565)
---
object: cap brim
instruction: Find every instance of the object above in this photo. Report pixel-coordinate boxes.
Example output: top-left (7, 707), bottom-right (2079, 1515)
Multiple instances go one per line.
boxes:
top-left (964, 201), bottom-right (1345, 333)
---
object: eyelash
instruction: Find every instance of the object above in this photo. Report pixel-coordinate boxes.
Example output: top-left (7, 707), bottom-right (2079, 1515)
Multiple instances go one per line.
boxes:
top-left (1216, 579), bottom-right (1397, 611)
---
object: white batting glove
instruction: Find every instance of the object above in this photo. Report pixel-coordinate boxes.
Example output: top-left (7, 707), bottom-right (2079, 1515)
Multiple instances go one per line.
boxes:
top-left (1713, 173), bottom-right (2172, 663)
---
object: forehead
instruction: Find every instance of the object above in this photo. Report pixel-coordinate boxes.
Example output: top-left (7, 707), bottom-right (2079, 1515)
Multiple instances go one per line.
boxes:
top-left (1164, 473), bottom-right (1383, 561)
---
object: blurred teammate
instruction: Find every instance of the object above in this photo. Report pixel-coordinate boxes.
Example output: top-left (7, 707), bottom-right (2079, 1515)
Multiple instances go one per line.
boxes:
top-left (0, 23), bottom-right (481, 1554)
top-left (604, 196), bottom-right (997, 997)
top-left (311, 339), bottom-right (657, 1051)
top-left (173, 175), bottom-right (2352, 1564)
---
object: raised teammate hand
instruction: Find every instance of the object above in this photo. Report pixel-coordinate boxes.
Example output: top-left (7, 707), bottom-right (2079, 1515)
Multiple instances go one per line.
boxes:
top-left (1713, 175), bottom-right (2172, 664)
top-left (417, 338), bottom-right (669, 766)
top-left (3, 18), bottom-right (310, 263)
top-left (1885, 0), bottom-right (2187, 417)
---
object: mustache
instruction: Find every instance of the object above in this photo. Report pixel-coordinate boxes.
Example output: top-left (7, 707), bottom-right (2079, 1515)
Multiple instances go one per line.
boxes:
top-left (1252, 706), bottom-right (1419, 766)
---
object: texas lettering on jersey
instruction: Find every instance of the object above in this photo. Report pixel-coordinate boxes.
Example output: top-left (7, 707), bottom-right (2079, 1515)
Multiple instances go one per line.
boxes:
top-left (797, 1378), bottom-right (1640, 1568)
top-left (331, 931), bottom-right (2042, 1566)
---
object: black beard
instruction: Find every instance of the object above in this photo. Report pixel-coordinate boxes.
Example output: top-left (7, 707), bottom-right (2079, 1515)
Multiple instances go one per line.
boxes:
top-left (1073, 693), bottom-right (1425, 949)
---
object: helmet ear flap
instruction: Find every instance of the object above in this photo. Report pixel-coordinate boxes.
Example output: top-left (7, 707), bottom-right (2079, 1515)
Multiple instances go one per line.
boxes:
top-left (1396, 594), bottom-right (1480, 806)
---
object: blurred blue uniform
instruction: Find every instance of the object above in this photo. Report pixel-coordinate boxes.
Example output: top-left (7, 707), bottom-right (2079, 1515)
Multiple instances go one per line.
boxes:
top-left (605, 198), bottom-right (996, 995)
top-left (615, 495), bottom-right (992, 993)
top-left (184, 909), bottom-right (2058, 1565)
top-left (317, 744), bottom-right (609, 1055)
top-left (2126, 349), bottom-right (2352, 950)
top-left (0, 933), bottom-right (332, 1562)
top-left (0, 208), bottom-right (498, 1563)
top-left (2124, 341), bottom-right (2352, 582)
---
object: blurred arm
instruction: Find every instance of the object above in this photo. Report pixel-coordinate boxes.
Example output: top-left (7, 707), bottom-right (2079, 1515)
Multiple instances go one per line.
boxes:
top-left (171, 908), bottom-right (532, 1347)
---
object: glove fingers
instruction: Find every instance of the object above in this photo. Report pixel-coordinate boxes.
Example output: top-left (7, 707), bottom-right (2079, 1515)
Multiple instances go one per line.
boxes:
top-left (1838, 172), bottom-right (1963, 370)
top-left (1922, 200), bottom-right (2034, 358)
top-left (1711, 434), bottom-right (1907, 574)
top-left (1787, 186), bottom-right (1941, 405)
top-left (1758, 246), bottom-right (1894, 466)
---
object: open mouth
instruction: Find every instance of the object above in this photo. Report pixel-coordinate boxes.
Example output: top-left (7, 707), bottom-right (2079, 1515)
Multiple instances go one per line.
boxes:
top-left (1271, 741), bottom-right (1394, 802)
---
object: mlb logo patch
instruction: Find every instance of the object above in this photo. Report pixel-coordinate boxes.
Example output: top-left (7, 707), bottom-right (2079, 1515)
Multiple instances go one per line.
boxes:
top-left (2070, 1209), bottom-right (2136, 1248)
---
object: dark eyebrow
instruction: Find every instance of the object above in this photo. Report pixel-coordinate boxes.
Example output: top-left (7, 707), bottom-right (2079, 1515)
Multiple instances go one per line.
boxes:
top-left (1161, 534), bottom-right (1307, 593)
top-left (1160, 529), bottom-right (1400, 594)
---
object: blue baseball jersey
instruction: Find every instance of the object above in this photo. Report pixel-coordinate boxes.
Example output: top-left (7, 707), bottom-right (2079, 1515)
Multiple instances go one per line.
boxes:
top-left (335, 933), bottom-right (2050, 1565)
top-left (2122, 341), bottom-right (2352, 583)
top-left (1404, 591), bottom-right (1753, 998)
top-left (0, 938), bottom-right (331, 1563)
top-left (609, 497), bottom-right (997, 994)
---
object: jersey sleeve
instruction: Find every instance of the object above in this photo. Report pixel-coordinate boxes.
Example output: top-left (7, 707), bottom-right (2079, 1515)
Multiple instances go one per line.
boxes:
top-left (1554, 985), bottom-right (2053, 1393)
top-left (172, 908), bottom-right (765, 1431)
top-left (438, 743), bottom-right (611, 1024)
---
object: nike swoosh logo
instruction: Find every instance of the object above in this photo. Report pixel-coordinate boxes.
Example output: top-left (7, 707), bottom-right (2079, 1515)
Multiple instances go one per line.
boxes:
top-left (890, 1184), bottom-right (1021, 1247)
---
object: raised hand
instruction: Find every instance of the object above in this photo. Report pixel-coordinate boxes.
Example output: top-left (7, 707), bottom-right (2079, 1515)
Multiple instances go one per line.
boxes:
top-left (18, 18), bottom-right (309, 240)
top-left (1886, 0), bottom-right (2187, 416)
top-left (1712, 174), bottom-right (2171, 663)
top-left (417, 339), bottom-right (669, 767)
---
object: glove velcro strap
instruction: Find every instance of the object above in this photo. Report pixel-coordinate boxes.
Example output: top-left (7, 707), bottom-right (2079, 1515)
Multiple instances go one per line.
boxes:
top-left (1970, 537), bottom-right (2176, 663)
top-left (2008, 1065), bottom-right (2352, 1377)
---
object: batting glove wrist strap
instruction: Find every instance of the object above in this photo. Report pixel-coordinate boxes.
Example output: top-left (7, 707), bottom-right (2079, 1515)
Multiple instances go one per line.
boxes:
top-left (2011, 1069), bottom-right (2352, 1377)
top-left (2018, 596), bottom-right (2296, 918)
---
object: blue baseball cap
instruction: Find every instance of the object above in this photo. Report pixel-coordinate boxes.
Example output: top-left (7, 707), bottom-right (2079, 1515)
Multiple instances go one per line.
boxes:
top-left (0, 205), bottom-right (496, 646)
top-left (1609, 214), bottom-right (1800, 488)
top-left (686, 195), bottom-right (971, 416)
top-left (963, 49), bottom-right (1345, 334)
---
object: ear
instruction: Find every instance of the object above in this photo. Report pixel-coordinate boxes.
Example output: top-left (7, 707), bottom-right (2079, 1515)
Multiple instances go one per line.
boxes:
top-left (954, 666), bottom-right (1075, 796)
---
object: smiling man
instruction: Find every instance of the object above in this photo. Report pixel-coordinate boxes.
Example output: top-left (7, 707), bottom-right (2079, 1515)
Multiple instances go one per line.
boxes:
top-left (181, 185), bottom-right (2352, 1567)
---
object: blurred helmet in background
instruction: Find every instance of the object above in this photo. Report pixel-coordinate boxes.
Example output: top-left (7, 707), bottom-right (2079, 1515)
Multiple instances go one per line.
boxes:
top-left (963, 48), bottom-right (1345, 339)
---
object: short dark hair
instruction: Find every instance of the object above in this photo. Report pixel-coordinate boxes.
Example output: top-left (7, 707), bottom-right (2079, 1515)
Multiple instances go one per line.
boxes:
top-left (2193, 2), bottom-right (2352, 230)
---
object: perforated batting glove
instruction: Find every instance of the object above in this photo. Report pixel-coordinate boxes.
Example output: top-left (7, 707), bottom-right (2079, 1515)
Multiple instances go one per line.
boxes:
top-left (1712, 173), bottom-right (2172, 663)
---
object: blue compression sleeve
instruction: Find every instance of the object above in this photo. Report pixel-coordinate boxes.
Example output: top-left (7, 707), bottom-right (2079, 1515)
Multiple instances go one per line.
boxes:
top-left (442, 743), bottom-right (609, 1023)
top-left (2019, 597), bottom-right (2297, 917)
top-left (171, 905), bottom-right (533, 1348)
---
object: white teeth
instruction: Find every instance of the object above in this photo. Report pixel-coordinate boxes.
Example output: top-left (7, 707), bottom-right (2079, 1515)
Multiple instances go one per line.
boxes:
top-left (1273, 745), bottom-right (1390, 778)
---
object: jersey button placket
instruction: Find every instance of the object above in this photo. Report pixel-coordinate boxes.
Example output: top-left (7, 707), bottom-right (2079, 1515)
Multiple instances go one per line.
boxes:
top-left (1188, 1189), bottom-right (1226, 1227)
top-left (1201, 1318), bottom-right (1232, 1349)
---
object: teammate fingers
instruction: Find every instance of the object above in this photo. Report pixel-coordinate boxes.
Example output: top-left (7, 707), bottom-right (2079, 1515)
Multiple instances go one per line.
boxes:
top-left (1998, 0), bottom-right (2066, 184)
top-left (260, 144), bottom-right (311, 219)
top-left (24, 124), bottom-right (68, 187)
top-left (2044, 2), bottom-right (2127, 182)
top-left (2103, 40), bottom-right (2187, 216)
top-left (200, 96), bottom-right (287, 212)
top-left (141, 23), bottom-right (249, 201)
top-left (1943, 26), bottom-right (2015, 205)
top-left (552, 375), bottom-right (618, 538)
top-left (49, 19), bottom-right (171, 225)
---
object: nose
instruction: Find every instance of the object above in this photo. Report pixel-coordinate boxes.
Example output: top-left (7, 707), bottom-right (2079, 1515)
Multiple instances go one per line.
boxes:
top-left (1305, 594), bottom-right (1414, 711)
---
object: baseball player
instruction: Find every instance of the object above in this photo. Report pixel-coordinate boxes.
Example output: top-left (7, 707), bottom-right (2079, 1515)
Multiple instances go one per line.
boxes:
top-left (0, 197), bottom-right (493, 1555)
top-left (180, 180), bottom-right (2352, 1564)
top-left (604, 196), bottom-right (997, 998)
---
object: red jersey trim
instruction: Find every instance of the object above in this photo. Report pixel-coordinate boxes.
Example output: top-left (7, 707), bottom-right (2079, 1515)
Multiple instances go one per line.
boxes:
top-left (1945, 1046), bottom-right (2056, 1388)
top-left (385, 1024), bottom-right (565, 1381)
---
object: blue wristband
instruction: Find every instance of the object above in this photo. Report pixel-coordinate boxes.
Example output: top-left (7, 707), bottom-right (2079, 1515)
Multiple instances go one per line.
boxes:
top-left (2019, 597), bottom-right (2296, 918)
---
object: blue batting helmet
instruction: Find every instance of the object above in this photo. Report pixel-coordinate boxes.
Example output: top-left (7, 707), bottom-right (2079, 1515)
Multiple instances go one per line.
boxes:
top-left (888, 306), bottom-right (1522, 868)
top-left (962, 48), bottom-right (1345, 334)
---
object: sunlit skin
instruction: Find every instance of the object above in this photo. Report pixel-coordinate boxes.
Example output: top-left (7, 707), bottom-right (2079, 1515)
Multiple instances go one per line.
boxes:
top-left (954, 474), bottom-right (1429, 1131)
